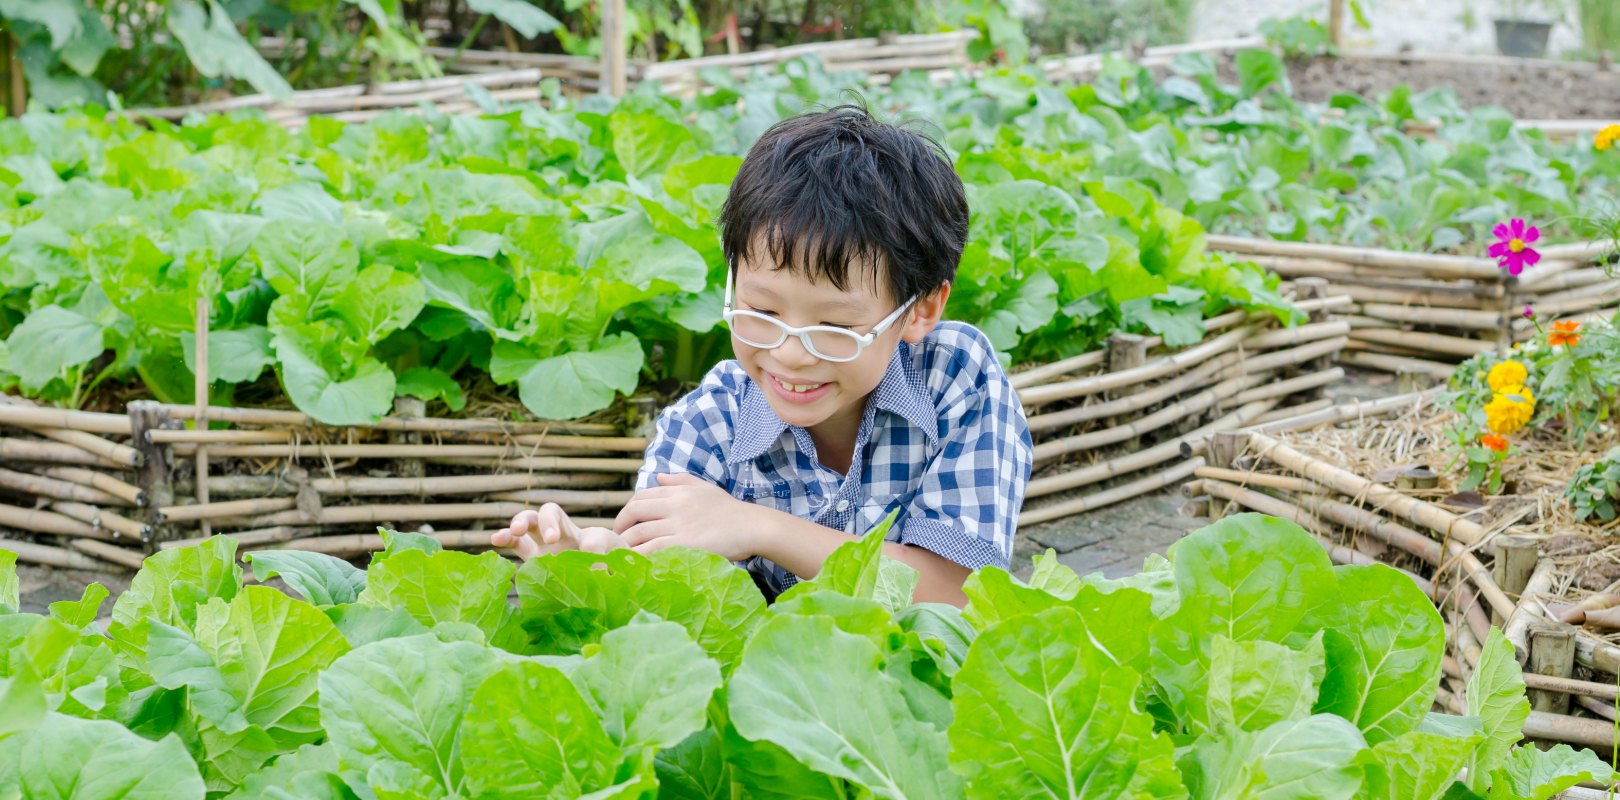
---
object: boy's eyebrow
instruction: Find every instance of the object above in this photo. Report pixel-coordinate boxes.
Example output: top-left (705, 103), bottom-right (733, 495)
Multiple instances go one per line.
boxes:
top-left (740, 283), bottom-right (873, 316)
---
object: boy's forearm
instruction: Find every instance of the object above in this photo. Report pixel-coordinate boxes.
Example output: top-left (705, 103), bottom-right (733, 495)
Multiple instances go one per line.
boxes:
top-left (746, 507), bottom-right (972, 607)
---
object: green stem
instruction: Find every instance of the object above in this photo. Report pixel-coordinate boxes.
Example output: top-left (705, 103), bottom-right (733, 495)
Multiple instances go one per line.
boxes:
top-left (446, 14), bottom-right (491, 71)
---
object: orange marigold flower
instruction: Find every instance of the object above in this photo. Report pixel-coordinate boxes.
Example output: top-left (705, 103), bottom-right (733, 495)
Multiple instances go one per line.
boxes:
top-left (1598, 124), bottom-right (1620, 152)
top-left (1481, 433), bottom-right (1510, 452)
top-left (1548, 320), bottom-right (1582, 347)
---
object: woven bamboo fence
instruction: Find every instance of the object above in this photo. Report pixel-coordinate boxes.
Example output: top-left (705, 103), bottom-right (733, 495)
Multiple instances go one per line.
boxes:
top-left (0, 291), bottom-right (1351, 567)
top-left (1206, 235), bottom-right (1620, 381)
top-left (1186, 424), bottom-right (1620, 763)
top-left (130, 30), bottom-right (976, 129)
top-left (1012, 289), bottom-right (1351, 527)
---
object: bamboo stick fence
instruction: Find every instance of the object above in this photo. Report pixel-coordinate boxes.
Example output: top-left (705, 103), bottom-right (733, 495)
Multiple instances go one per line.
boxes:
top-left (1188, 426), bottom-right (1620, 760)
top-left (130, 31), bottom-right (978, 129)
top-left (1207, 235), bottom-right (1620, 380)
top-left (1, 292), bottom-right (1352, 567)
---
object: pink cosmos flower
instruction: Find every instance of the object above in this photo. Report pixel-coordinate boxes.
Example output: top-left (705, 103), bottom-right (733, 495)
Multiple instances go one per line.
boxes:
top-left (1488, 218), bottom-right (1541, 276)
top-left (1523, 304), bottom-right (1535, 319)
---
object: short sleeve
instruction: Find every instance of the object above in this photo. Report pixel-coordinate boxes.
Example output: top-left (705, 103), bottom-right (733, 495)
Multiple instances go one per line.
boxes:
top-left (892, 369), bottom-right (1031, 572)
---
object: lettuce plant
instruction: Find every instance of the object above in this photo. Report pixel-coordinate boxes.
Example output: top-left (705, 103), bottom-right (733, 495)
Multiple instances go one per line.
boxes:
top-left (0, 513), bottom-right (1610, 798)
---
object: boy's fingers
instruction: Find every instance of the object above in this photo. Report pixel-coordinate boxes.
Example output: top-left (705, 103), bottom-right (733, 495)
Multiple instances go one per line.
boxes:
top-left (508, 509), bottom-right (539, 535)
top-left (655, 472), bottom-right (706, 487)
top-left (621, 520), bottom-right (674, 548)
top-left (632, 537), bottom-right (675, 555)
top-left (490, 529), bottom-right (514, 547)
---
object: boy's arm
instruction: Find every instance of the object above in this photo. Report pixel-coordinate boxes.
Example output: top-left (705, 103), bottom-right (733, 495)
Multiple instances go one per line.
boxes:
top-left (744, 508), bottom-right (972, 606)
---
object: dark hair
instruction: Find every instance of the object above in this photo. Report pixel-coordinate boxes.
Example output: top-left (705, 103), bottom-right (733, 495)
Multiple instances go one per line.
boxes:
top-left (718, 102), bottom-right (968, 305)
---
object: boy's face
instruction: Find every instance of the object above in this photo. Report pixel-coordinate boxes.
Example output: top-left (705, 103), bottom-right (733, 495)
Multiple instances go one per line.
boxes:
top-left (729, 256), bottom-right (947, 438)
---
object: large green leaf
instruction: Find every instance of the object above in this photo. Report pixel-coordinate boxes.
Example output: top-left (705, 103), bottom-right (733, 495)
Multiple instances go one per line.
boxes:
top-left (1150, 514), bottom-right (1335, 727)
top-left (108, 535), bottom-right (241, 656)
top-left (252, 220), bottom-right (358, 306)
top-left (1178, 714), bottom-right (1366, 800)
top-left (144, 586), bottom-right (349, 781)
top-left (182, 326), bottom-right (274, 385)
top-left (318, 634), bottom-right (506, 798)
top-left (331, 264), bottom-right (425, 343)
top-left (5, 303), bottom-right (103, 388)
top-left (729, 614), bottom-right (961, 799)
top-left (777, 511), bottom-right (895, 604)
top-left (1206, 632), bottom-right (1325, 735)
top-left (1465, 629), bottom-right (1530, 793)
top-left (963, 566), bottom-right (1153, 674)
top-left (271, 323), bottom-right (396, 426)
top-left (165, 0), bottom-right (293, 100)
top-left (514, 547), bottom-right (766, 667)
top-left (0, 713), bottom-right (205, 799)
top-left (1313, 564), bottom-right (1444, 744)
top-left (465, 0), bottom-right (560, 36)
top-left (225, 742), bottom-right (354, 800)
top-left (570, 616), bottom-right (722, 757)
top-left (1488, 742), bottom-right (1615, 800)
top-left (1355, 730), bottom-right (1478, 800)
top-left (244, 550), bottom-right (367, 607)
top-left (357, 549), bottom-right (514, 639)
top-left (461, 659), bottom-right (623, 799)
top-left (949, 606), bottom-right (1185, 799)
top-left (506, 332), bottom-right (645, 420)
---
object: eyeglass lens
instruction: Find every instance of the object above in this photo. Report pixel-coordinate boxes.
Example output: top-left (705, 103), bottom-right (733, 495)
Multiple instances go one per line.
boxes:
top-left (729, 314), bottom-right (863, 360)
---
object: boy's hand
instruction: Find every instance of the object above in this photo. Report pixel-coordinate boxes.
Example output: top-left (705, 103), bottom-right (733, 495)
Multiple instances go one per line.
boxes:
top-left (491, 503), bottom-right (627, 560)
top-left (614, 473), bottom-right (761, 561)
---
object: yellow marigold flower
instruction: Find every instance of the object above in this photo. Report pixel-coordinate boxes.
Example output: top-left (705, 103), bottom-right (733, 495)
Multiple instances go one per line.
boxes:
top-left (1486, 360), bottom-right (1527, 391)
top-left (1485, 385), bottom-right (1536, 435)
top-left (1598, 124), bottom-right (1620, 152)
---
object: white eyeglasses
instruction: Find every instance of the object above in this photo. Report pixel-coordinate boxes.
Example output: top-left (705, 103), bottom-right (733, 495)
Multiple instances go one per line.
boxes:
top-left (722, 269), bottom-right (917, 363)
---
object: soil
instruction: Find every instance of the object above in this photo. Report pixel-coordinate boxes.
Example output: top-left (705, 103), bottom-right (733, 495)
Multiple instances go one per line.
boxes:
top-left (1287, 55), bottom-right (1620, 120)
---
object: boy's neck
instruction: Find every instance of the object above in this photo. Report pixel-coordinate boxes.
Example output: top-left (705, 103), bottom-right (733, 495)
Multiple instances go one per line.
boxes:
top-left (805, 392), bottom-right (872, 476)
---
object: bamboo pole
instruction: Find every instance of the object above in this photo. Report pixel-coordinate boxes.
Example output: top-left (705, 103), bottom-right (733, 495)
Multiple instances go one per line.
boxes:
top-left (423, 455), bottom-right (643, 473)
top-left (224, 502), bottom-right (615, 529)
top-left (1241, 431), bottom-right (1488, 545)
top-left (1026, 400), bottom-right (1276, 499)
top-left (485, 489), bottom-right (633, 508)
top-left (1232, 368), bottom-right (1345, 405)
top-left (50, 501), bottom-right (147, 540)
top-left (198, 471), bottom-right (624, 497)
top-left (1243, 319), bottom-right (1352, 349)
top-left (69, 539), bottom-right (144, 570)
top-left (159, 526), bottom-right (312, 550)
top-left (159, 497), bottom-right (300, 523)
top-left (1250, 398), bottom-right (1333, 425)
top-left (0, 468), bottom-right (128, 507)
top-left (1207, 235), bottom-right (1505, 280)
top-left (1019, 457), bottom-right (1206, 526)
top-left (168, 443), bottom-right (607, 460)
top-left (1339, 350), bottom-right (1458, 378)
top-left (1192, 466), bottom-right (1322, 494)
top-left (1017, 326), bottom-right (1256, 406)
top-left (195, 296), bottom-right (212, 540)
top-left (0, 403), bottom-right (131, 435)
top-left (1339, 283), bottom-right (1494, 309)
top-left (1025, 350), bottom-right (1240, 433)
top-left (271, 525), bottom-right (609, 555)
top-left (1522, 711), bottom-right (1620, 751)
top-left (18, 427), bottom-right (141, 468)
top-left (0, 538), bottom-right (106, 570)
top-left (1033, 373), bottom-right (1265, 462)
top-left (0, 502), bottom-right (100, 538)
top-left (1524, 672), bottom-right (1620, 702)
top-left (146, 430), bottom-right (291, 444)
top-left (1240, 388), bottom-right (1440, 438)
top-left (1357, 302), bottom-right (1507, 330)
top-left (1350, 328), bottom-right (1495, 358)
top-left (40, 467), bottom-right (145, 506)
top-left (153, 404), bottom-right (622, 436)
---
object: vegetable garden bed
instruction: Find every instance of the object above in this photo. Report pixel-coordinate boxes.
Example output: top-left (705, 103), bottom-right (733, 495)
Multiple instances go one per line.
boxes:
top-left (1183, 396), bottom-right (1620, 762)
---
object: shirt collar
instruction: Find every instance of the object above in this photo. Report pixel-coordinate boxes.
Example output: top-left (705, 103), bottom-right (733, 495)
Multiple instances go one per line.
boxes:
top-left (727, 341), bottom-right (939, 465)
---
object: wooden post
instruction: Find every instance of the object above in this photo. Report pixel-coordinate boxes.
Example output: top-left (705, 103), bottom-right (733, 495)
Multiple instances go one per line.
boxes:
top-left (1105, 333), bottom-right (1150, 448)
top-left (129, 401), bottom-right (177, 550)
top-left (2, 32), bottom-right (24, 116)
top-left (600, 0), bottom-right (628, 97)
top-left (194, 298), bottom-right (212, 539)
top-left (1492, 534), bottom-right (1539, 628)
top-left (1328, 0), bottom-right (1346, 50)
top-left (1396, 365), bottom-right (1431, 395)
top-left (1206, 431), bottom-right (1245, 520)
top-left (392, 397), bottom-right (426, 480)
top-left (1527, 622), bottom-right (1577, 715)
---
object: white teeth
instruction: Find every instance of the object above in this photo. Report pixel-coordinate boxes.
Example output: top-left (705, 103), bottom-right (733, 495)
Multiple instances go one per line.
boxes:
top-left (775, 376), bottom-right (824, 393)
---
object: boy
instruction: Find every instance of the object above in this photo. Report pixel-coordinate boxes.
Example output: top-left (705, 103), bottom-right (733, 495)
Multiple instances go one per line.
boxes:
top-left (491, 104), bottom-right (1032, 607)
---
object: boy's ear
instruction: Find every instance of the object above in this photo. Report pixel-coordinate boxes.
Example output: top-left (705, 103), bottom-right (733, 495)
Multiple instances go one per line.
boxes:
top-left (899, 281), bottom-right (951, 345)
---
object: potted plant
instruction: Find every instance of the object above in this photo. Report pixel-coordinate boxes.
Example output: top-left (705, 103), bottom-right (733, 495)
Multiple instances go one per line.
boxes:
top-left (1493, 0), bottom-right (1563, 57)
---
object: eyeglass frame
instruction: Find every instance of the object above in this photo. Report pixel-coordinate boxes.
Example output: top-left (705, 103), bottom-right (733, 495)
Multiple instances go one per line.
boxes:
top-left (721, 268), bottom-right (919, 363)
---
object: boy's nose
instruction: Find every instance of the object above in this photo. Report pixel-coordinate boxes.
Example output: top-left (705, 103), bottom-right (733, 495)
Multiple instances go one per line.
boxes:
top-left (774, 334), bottom-right (821, 368)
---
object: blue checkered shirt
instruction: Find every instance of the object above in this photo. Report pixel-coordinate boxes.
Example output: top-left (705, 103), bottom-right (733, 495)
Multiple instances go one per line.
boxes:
top-left (635, 321), bottom-right (1033, 597)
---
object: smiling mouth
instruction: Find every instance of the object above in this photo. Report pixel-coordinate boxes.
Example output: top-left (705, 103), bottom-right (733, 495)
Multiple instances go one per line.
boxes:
top-left (769, 374), bottom-right (827, 394)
